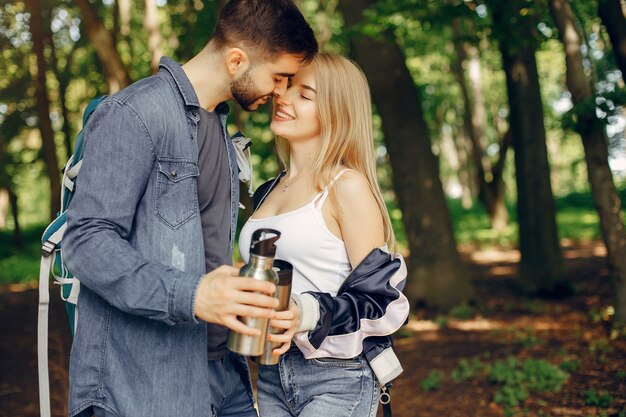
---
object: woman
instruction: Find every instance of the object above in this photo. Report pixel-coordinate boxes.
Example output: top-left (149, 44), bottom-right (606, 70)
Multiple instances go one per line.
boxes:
top-left (239, 53), bottom-right (409, 417)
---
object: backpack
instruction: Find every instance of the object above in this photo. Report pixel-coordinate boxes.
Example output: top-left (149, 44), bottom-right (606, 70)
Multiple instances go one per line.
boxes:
top-left (37, 96), bottom-right (106, 417)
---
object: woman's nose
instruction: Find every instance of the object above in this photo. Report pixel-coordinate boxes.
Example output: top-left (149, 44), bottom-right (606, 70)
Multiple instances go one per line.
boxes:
top-left (273, 92), bottom-right (290, 106)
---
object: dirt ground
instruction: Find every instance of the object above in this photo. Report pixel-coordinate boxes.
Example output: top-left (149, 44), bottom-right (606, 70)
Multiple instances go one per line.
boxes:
top-left (1, 242), bottom-right (625, 417)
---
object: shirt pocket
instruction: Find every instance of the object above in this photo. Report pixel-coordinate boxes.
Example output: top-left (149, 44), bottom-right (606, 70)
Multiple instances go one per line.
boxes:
top-left (155, 159), bottom-right (199, 229)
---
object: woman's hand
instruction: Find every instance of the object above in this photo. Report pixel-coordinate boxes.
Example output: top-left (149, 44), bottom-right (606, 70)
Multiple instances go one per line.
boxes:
top-left (267, 301), bottom-right (301, 356)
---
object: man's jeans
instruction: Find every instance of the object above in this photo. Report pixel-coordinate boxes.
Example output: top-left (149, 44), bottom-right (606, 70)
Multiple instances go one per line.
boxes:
top-left (208, 352), bottom-right (257, 417)
top-left (94, 352), bottom-right (256, 417)
top-left (257, 346), bottom-right (378, 417)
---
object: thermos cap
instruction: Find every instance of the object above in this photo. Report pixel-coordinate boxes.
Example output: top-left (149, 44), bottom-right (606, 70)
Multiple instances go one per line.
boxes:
top-left (272, 259), bottom-right (293, 285)
top-left (250, 228), bottom-right (281, 257)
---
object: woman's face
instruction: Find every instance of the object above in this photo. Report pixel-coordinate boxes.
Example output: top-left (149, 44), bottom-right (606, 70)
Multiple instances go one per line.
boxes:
top-left (270, 64), bottom-right (320, 143)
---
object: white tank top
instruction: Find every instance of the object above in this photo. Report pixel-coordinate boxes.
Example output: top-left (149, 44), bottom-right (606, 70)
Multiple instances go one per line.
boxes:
top-left (239, 170), bottom-right (352, 296)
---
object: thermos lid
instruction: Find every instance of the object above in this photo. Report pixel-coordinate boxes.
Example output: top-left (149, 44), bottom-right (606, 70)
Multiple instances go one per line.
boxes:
top-left (250, 228), bottom-right (281, 257)
top-left (272, 259), bottom-right (293, 285)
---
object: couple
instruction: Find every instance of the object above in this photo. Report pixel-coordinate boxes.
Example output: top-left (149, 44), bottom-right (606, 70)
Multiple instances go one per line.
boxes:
top-left (63, 0), bottom-right (409, 416)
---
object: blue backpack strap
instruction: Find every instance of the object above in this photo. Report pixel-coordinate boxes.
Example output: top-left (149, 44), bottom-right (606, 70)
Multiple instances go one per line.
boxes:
top-left (38, 95), bottom-right (106, 417)
top-left (72, 96), bottom-right (106, 163)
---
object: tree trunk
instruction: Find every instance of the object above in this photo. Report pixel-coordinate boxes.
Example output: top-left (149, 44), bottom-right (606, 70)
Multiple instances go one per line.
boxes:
top-left (451, 19), bottom-right (509, 230)
top-left (452, 19), bottom-right (508, 230)
top-left (25, 0), bottom-right (62, 221)
top-left (45, 21), bottom-right (73, 160)
top-left (453, 128), bottom-right (475, 209)
top-left (75, 0), bottom-right (130, 93)
top-left (144, 0), bottom-right (163, 74)
top-left (0, 188), bottom-right (7, 228)
top-left (491, 1), bottom-right (565, 295)
top-left (8, 187), bottom-right (22, 249)
top-left (119, 0), bottom-right (131, 37)
top-left (337, 0), bottom-right (473, 309)
top-left (598, 0), bottom-right (626, 77)
top-left (550, 0), bottom-right (626, 333)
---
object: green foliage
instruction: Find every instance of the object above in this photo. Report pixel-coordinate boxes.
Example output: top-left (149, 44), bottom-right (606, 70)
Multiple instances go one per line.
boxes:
top-left (0, 224), bottom-right (43, 285)
top-left (588, 338), bottom-right (614, 362)
top-left (1, 0), bottom-right (624, 292)
top-left (614, 369), bottom-right (626, 380)
top-left (522, 300), bottom-right (548, 314)
top-left (448, 189), bottom-right (626, 249)
top-left (434, 314), bottom-right (449, 328)
top-left (513, 327), bottom-right (544, 348)
top-left (488, 356), bottom-right (569, 408)
top-left (420, 370), bottom-right (445, 391)
top-left (558, 358), bottom-right (581, 373)
top-left (584, 389), bottom-right (613, 408)
top-left (588, 306), bottom-right (616, 325)
top-left (451, 356), bottom-right (486, 382)
top-left (449, 303), bottom-right (474, 320)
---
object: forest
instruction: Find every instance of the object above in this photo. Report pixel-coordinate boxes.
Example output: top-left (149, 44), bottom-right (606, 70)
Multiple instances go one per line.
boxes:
top-left (0, 0), bottom-right (625, 416)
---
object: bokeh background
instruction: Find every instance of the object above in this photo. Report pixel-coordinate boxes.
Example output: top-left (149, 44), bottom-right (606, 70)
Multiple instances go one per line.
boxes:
top-left (1, 1), bottom-right (625, 416)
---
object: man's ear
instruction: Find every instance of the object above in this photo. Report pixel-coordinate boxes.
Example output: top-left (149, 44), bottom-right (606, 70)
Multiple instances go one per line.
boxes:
top-left (226, 47), bottom-right (250, 76)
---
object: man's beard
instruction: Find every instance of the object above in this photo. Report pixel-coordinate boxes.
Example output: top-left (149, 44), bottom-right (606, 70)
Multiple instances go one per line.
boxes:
top-left (231, 69), bottom-right (266, 111)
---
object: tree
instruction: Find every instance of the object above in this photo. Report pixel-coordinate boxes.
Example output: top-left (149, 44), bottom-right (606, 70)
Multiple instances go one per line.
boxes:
top-left (549, 0), bottom-right (626, 335)
top-left (44, 7), bottom-right (73, 160)
top-left (489, 0), bottom-right (566, 294)
top-left (25, 0), bottom-right (62, 221)
top-left (598, 0), bottom-right (626, 77)
top-left (451, 17), bottom-right (510, 230)
top-left (75, 0), bottom-right (130, 92)
top-left (0, 137), bottom-right (22, 247)
top-left (144, 0), bottom-right (163, 74)
top-left (337, 0), bottom-right (474, 308)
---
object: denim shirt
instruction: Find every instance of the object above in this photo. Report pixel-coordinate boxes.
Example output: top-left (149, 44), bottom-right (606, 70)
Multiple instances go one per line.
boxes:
top-left (63, 57), bottom-right (240, 417)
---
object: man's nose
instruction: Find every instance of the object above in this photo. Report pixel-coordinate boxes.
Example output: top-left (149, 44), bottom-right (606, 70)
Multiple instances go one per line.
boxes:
top-left (273, 78), bottom-right (289, 97)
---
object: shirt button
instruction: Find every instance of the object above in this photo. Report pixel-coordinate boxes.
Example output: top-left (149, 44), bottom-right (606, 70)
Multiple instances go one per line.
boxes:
top-left (171, 171), bottom-right (177, 178)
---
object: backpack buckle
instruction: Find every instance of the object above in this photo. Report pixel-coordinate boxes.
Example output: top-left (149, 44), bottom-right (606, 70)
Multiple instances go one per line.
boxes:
top-left (41, 241), bottom-right (56, 257)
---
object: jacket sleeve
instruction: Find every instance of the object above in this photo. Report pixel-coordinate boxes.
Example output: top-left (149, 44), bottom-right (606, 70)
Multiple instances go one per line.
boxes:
top-left (292, 248), bottom-right (409, 360)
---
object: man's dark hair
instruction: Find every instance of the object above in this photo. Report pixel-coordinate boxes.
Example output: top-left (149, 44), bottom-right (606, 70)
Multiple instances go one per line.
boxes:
top-left (212, 0), bottom-right (318, 63)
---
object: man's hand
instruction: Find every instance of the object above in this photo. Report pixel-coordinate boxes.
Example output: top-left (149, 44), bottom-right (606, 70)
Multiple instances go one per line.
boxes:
top-left (266, 301), bottom-right (301, 355)
top-left (194, 265), bottom-right (279, 335)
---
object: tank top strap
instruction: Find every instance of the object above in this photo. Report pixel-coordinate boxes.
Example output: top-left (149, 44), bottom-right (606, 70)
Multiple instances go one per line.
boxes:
top-left (312, 168), bottom-right (353, 208)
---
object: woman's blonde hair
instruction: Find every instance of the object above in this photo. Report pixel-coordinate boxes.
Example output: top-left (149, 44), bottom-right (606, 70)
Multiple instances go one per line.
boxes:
top-left (275, 52), bottom-right (396, 251)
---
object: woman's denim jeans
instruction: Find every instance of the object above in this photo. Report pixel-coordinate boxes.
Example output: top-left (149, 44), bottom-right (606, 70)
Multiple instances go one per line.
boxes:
top-left (257, 347), bottom-right (379, 417)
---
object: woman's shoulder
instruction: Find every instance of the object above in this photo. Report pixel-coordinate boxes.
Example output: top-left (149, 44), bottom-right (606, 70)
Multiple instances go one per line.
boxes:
top-left (332, 169), bottom-right (375, 207)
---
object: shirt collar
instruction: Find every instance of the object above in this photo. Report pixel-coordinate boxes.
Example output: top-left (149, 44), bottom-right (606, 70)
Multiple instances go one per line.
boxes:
top-left (159, 57), bottom-right (231, 115)
top-left (158, 56), bottom-right (200, 108)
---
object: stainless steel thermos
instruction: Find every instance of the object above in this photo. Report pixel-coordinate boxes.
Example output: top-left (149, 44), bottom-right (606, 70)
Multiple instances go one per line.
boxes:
top-left (227, 228), bottom-right (281, 356)
top-left (257, 259), bottom-right (293, 365)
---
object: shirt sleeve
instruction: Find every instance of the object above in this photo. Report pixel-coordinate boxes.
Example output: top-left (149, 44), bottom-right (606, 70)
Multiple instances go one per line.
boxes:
top-left (63, 99), bottom-right (202, 325)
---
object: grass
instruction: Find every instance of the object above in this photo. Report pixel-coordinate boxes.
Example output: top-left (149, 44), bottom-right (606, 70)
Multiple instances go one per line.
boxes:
top-left (0, 189), bottom-right (622, 286)
top-left (0, 224), bottom-right (45, 285)
top-left (447, 189), bottom-right (624, 249)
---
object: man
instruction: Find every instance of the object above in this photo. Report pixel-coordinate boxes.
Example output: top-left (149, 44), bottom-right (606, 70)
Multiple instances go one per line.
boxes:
top-left (63, 1), bottom-right (317, 416)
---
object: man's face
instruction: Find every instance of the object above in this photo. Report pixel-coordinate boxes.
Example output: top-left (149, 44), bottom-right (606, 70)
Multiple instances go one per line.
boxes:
top-left (230, 53), bottom-right (303, 111)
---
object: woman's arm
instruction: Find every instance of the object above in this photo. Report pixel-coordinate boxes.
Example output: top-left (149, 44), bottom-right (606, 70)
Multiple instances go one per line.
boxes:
top-left (333, 170), bottom-right (386, 266)
top-left (293, 171), bottom-right (408, 358)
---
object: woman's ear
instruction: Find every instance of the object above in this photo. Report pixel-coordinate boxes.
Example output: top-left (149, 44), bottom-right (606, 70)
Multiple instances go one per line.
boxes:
top-left (225, 47), bottom-right (250, 76)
